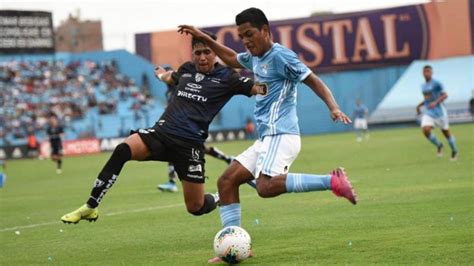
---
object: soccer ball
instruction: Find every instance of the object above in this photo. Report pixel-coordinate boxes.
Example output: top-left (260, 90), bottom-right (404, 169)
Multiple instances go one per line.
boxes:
top-left (213, 226), bottom-right (252, 264)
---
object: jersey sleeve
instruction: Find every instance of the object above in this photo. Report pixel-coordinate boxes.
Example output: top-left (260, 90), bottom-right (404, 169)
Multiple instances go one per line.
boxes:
top-left (171, 62), bottom-right (193, 84)
top-left (274, 49), bottom-right (312, 82)
top-left (435, 80), bottom-right (445, 93)
top-left (236, 52), bottom-right (253, 70)
top-left (58, 126), bottom-right (64, 134)
top-left (227, 71), bottom-right (254, 97)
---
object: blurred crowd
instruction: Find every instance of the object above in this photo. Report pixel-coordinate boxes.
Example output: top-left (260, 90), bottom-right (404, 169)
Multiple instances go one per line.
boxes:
top-left (0, 59), bottom-right (154, 146)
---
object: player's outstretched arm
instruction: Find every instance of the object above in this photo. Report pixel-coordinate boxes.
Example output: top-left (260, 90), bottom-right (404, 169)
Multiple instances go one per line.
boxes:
top-left (154, 66), bottom-right (175, 85)
top-left (178, 25), bottom-right (243, 69)
top-left (416, 101), bottom-right (424, 115)
top-left (429, 92), bottom-right (448, 109)
top-left (228, 72), bottom-right (267, 96)
top-left (303, 73), bottom-right (351, 124)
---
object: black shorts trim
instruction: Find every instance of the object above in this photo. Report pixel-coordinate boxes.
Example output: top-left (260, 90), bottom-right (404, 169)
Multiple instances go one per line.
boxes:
top-left (50, 142), bottom-right (63, 156)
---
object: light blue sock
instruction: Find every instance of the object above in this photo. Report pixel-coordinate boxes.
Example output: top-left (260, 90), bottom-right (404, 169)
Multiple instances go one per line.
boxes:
top-left (220, 203), bottom-right (241, 228)
top-left (448, 136), bottom-right (458, 153)
top-left (428, 133), bottom-right (442, 148)
top-left (286, 173), bottom-right (331, 193)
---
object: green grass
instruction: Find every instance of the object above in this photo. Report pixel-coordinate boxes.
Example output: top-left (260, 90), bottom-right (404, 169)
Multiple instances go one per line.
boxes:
top-left (1, 124), bottom-right (473, 265)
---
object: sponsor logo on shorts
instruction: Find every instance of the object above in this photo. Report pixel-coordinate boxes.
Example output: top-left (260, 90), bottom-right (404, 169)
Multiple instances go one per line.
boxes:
top-left (188, 164), bottom-right (202, 173)
top-left (191, 148), bottom-right (200, 161)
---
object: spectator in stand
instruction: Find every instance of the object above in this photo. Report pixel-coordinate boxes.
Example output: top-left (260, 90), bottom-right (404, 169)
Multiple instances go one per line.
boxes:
top-left (27, 128), bottom-right (39, 158)
top-left (2, 59), bottom-right (153, 146)
top-left (245, 117), bottom-right (256, 139)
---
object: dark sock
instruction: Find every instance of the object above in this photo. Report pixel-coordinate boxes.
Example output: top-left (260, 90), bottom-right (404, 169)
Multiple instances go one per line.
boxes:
top-left (57, 159), bottom-right (62, 169)
top-left (86, 143), bottom-right (131, 208)
top-left (207, 147), bottom-right (231, 163)
top-left (190, 193), bottom-right (218, 216)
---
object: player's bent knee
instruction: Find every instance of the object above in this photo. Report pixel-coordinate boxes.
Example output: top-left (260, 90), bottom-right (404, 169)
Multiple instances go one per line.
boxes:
top-left (257, 188), bottom-right (273, 198)
top-left (186, 203), bottom-right (203, 215)
top-left (218, 175), bottom-right (234, 190)
top-left (188, 194), bottom-right (217, 216)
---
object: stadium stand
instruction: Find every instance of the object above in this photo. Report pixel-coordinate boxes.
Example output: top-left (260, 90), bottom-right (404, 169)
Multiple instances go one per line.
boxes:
top-left (0, 56), bottom-right (159, 146)
top-left (218, 65), bottom-right (408, 135)
top-left (3, 53), bottom-right (471, 150)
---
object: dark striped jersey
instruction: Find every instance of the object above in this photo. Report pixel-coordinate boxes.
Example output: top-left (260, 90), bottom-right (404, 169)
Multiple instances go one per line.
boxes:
top-left (155, 62), bottom-right (254, 143)
top-left (47, 125), bottom-right (64, 144)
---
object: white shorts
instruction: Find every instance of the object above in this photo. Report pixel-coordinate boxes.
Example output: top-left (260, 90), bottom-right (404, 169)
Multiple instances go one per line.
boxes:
top-left (354, 118), bottom-right (368, 130)
top-left (421, 114), bottom-right (449, 130)
top-left (235, 134), bottom-right (301, 178)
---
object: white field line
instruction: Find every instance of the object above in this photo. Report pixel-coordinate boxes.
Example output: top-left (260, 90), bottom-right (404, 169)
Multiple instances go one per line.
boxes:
top-left (0, 221), bottom-right (59, 232)
top-left (0, 194), bottom-right (256, 232)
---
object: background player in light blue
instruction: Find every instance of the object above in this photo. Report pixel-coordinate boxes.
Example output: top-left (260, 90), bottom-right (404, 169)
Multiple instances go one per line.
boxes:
top-left (179, 7), bottom-right (357, 262)
top-left (416, 65), bottom-right (458, 160)
top-left (353, 99), bottom-right (369, 142)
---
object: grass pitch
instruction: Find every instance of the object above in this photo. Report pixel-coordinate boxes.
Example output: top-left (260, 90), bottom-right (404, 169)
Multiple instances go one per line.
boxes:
top-left (1, 124), bottom-right (473, 265)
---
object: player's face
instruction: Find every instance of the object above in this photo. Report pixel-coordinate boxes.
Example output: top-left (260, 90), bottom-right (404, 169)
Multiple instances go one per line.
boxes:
top-left (237, 22), bottom-right (270, 56)
top-left (192, 43), bottom-right (216, 74)
top-left (423, 68), bottom-right (432, 80)
top-left (49, 117), bottom-right (58, 126)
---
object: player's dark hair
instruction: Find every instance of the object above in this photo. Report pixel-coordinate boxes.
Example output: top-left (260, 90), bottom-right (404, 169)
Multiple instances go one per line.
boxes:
top-left (423, 65), bottom-right (432, 70)
top-left (235, 7), bottom-right (269, 30)
top-left (192, 30), bottom-right (217, 48)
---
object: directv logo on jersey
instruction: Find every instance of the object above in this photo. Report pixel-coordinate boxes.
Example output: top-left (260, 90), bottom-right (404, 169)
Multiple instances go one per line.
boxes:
top-left (177, 91), bottom-right (208, 102)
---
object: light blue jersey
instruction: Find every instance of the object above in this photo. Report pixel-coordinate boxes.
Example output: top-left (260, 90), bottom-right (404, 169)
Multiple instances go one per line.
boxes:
top-left (421, 79), bottom-right (447, 118)
top-left (354, 105), bottom-right (368, 119)
top-left (237, 43), bottom-right (312, 139)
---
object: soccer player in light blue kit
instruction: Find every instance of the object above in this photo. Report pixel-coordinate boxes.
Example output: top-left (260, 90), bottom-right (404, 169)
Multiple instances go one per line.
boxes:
top-left (179, 8), bottom-right (357, 262)
top-left (416, 65), bottom-right (458, 160)
top-left (353, 99), bottom-right (369, 142)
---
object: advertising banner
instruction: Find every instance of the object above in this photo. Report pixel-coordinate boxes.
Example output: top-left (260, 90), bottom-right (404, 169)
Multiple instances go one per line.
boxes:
top-left (39, 138), bottom-right (101, 158)
top-left (0, 10), bottom-right (55, 54)
top-left (137, 0), bottom-right (473, 73)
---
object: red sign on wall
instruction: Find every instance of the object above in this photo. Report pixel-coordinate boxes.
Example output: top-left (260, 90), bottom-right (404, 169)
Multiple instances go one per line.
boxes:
top-left (40, 138), bottom-right (101, 158)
